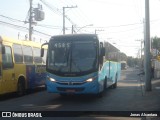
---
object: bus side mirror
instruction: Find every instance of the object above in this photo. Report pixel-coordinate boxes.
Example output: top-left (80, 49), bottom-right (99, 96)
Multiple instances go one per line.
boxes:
top-left (100, 42), bottom-right (105, 56)
top-left (2, 45), bottom-right (5, 54)
top-left (41, 48), bottom-right (44, 57)
top-left (101, 47), bottom-right (105, 56)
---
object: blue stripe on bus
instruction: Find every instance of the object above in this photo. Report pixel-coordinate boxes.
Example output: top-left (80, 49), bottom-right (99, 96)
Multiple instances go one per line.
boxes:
top-left (26, 65), bottom-right (46, 89)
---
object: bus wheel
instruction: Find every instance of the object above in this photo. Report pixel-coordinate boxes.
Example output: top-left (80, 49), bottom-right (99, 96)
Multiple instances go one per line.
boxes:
top-left (17, 81), bottom-right (25, 96)
top-left (112, 75), bottom-right (117, 89)
top-left (97, 79), bottom-right (107, 98)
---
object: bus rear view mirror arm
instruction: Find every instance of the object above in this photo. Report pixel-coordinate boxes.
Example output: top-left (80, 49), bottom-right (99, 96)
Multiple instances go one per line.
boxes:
top-left (41, 42), bottom-right (48, 57)
top-left (41, 48), bottom-right (44, 57)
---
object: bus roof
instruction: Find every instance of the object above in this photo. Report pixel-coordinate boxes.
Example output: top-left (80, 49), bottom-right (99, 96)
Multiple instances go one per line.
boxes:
top-left (0, 36), bottom-right (46, 48)
top-left (50, 34), bottom-right (99, 41)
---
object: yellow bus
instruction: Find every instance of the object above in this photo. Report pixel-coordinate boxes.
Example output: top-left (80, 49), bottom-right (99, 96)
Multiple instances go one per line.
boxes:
top-left (0, 36), bottom-right (47, 96)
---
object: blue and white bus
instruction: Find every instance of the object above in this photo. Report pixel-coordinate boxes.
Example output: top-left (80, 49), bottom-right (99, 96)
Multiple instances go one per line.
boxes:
top-left (41, 34), bottom-right (121, 96)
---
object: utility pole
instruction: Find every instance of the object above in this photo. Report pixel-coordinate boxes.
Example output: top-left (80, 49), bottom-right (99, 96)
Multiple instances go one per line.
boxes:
top-left (144, 0), bottom-right (152, 91)
top-left (63, 6), bottom-right (77, 35)
top-left (29, 0), bottom-right (33, 41)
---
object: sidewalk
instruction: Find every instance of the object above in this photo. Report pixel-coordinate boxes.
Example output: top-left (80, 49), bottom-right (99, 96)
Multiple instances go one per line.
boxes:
top-left (143, 78), bottom-right (160, 106)
top-left (138, 76), bottom-right (160, 120)
top-left (137, 74), bottom-right (160, 110)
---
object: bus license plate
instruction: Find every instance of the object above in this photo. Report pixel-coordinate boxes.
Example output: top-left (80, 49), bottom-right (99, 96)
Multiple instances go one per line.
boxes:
top-left (66, 89), bottom-right (75, 93)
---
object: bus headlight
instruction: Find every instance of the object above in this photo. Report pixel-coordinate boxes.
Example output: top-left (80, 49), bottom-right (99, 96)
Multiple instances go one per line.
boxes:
top-left (86, 77), bottom-right (96, 82)
top-left (47, 76), bottom-right (56, 82)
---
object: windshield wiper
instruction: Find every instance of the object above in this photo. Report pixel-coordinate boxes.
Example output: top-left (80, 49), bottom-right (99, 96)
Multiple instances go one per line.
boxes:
top-left (70, 43), bottom-right (82, 72)
top-left (72, 59), bottom-right (82, 72)
top-left (66, 48), bottom-right (70, 66)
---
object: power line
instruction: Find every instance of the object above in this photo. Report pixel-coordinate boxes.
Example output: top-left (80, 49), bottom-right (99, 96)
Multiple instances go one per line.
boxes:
top-left (40, 0), bottom-right (62, 16)
top-left (0, 14), bottom-right (25, 23)
top-left (40, 0), bottom-right (76, 26)
top-left (1, 13), bottom-right (160, 31)
top-left (68, 0), bottom-right (92, 26)
top-left (93, 22), bottom-right (143, 29)
top-left (0, 20), bottom-right (28, 31)
top-left (0, 20), bottom-right (51, 37)
top-left (36, 24), bottom-right (62, 29)
top-left (0, 14), bottom-right (63, 32)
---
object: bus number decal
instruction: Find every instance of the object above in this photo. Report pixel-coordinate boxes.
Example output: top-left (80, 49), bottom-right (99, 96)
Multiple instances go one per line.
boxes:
top-left (54, 43), bottom-right (70, 48)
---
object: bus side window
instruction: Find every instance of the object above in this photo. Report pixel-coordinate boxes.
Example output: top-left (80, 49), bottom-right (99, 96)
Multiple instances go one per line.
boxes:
top-left (33, 47), bottom-right (42, 63)
top-left (13, 44), bottom-right (23, 63)
top-left (2, 46), bottom-right (14, 69)
top-left (23, 45), bottom-right (33, 63)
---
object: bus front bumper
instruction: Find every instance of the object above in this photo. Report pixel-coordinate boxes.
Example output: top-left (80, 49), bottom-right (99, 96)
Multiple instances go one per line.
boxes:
top-left (46, 79), bottom-right (99, 94)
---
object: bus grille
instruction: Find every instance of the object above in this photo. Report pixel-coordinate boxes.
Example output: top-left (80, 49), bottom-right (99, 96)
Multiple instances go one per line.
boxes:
top-left (57, 81), bottom-right (85, 85)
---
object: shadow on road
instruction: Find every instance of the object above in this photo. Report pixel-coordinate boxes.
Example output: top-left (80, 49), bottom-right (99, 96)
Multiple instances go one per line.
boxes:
top-left (0, 87), bottom-right (46, 101)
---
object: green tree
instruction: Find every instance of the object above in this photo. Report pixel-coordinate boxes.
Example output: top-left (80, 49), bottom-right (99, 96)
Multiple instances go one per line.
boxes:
top-left (151, 36), bottom-right (160, 51)
top-left (127, 56), bottom-right (141, 67)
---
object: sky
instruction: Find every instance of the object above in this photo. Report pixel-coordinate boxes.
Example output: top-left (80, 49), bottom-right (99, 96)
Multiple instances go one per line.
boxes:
top-left (1, 0), bottom-right (160, 57)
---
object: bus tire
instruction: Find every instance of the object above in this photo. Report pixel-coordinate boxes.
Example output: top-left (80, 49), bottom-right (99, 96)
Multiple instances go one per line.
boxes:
top-left (97, 78), bottom-right (107, 98)
top-left (17, 79), bottom-right (25, 96)
top-left (112, 74), bottom-right (117, 89)
top-left (104, 77), bottom-right (107, 90)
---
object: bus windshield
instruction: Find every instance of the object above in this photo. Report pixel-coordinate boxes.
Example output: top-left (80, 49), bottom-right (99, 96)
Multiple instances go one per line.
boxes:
top-left (47, 40), bottom-right (98, 76)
